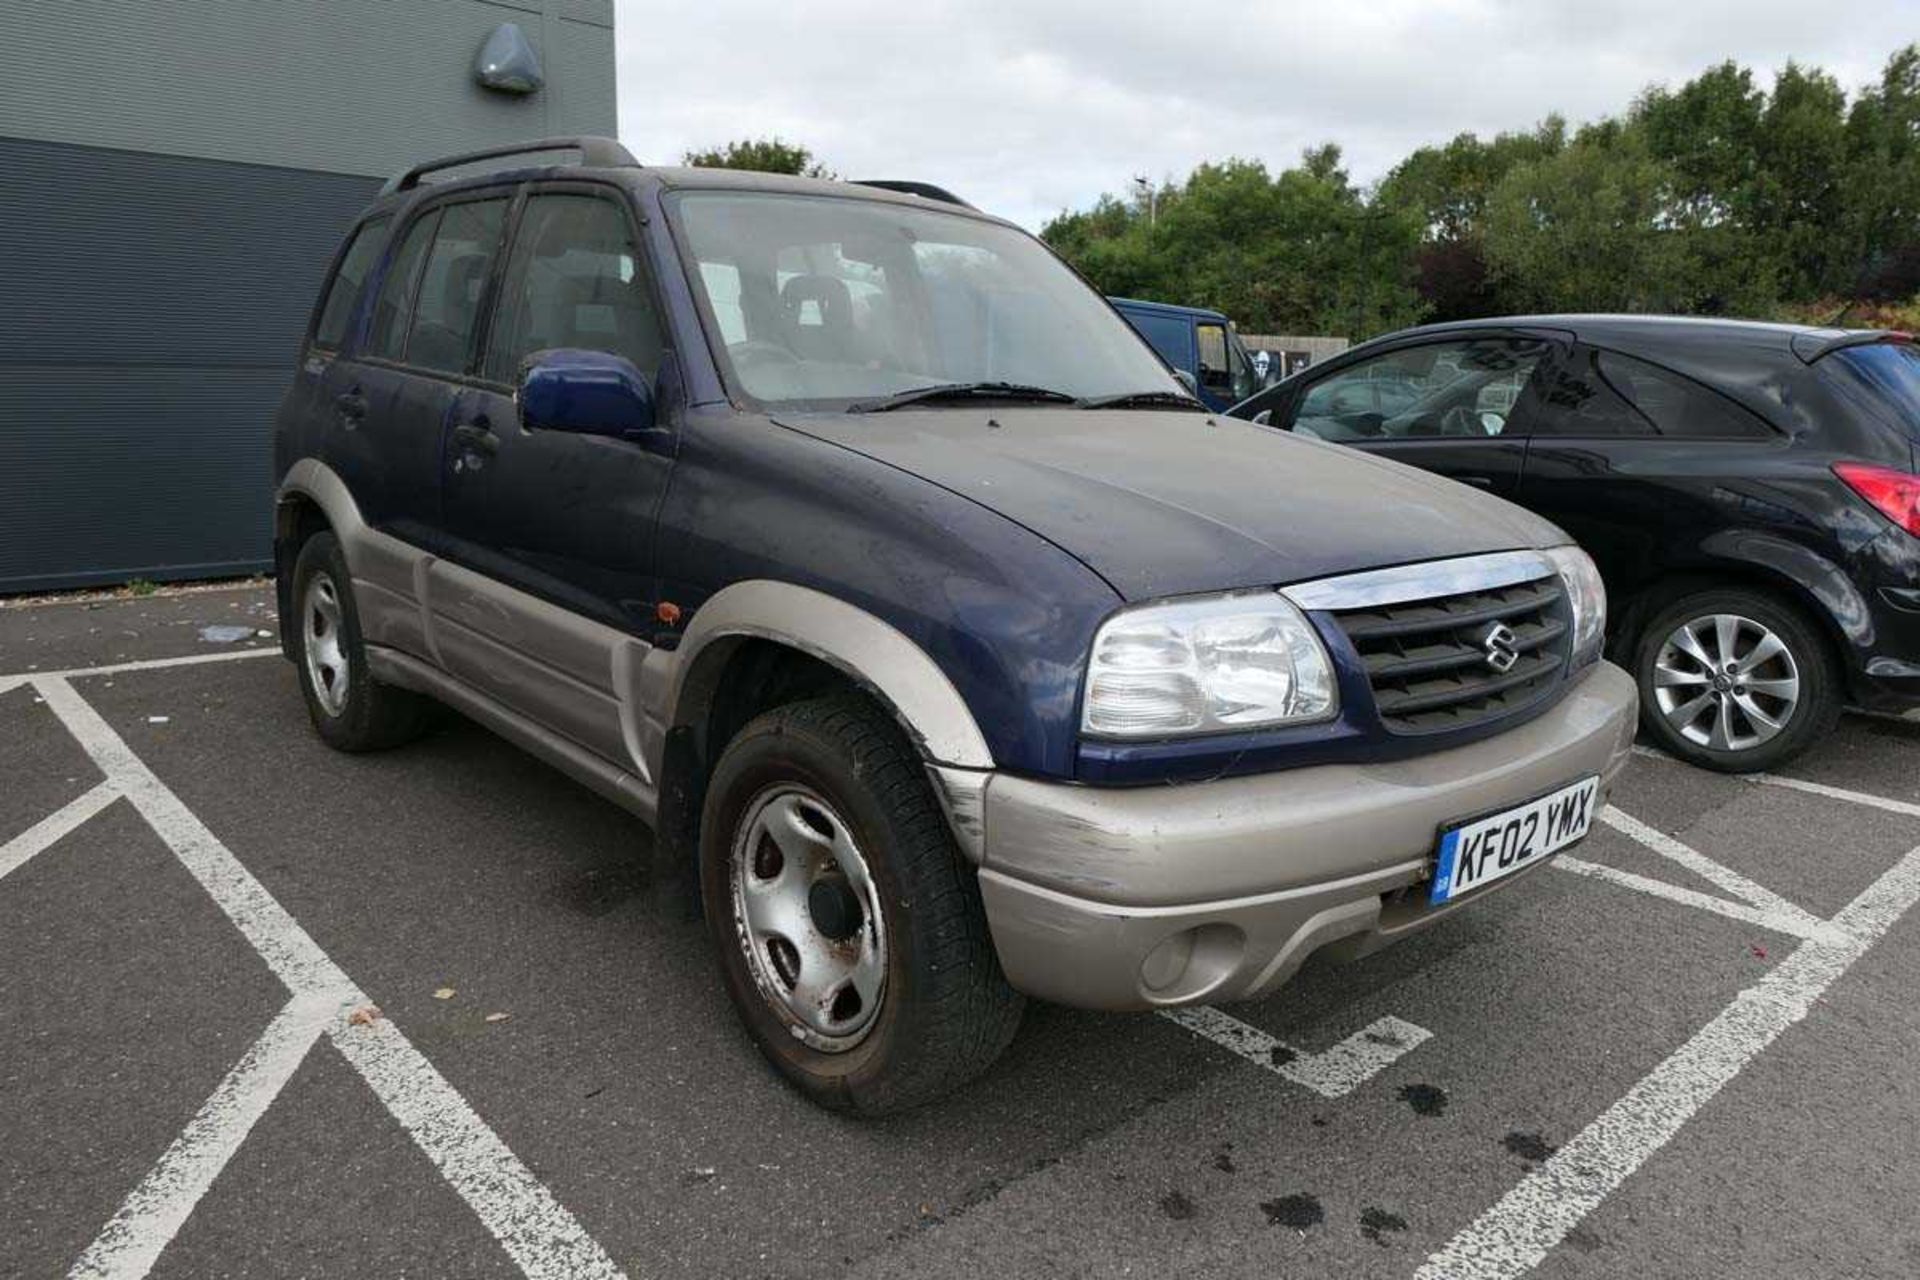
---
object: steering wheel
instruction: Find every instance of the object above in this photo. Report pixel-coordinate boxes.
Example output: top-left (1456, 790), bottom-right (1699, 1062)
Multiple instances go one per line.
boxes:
top-left (730, 339), bottom-right (800, 366)
top-left (1439, 405), bottom-right (1481, 437)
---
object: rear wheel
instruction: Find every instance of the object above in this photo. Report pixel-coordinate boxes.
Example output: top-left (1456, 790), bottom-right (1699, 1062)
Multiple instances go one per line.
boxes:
top-left (699, 694), bottom-right (1023, 1114)
top-left (1631, 587), bottom-right (1840, 773)
top-left (289, 531), bottom-right (433, 751)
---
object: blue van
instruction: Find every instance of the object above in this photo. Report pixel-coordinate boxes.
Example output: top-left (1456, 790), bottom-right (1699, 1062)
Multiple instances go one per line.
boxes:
top-left (1109, 296), bottom-right (1262, 410)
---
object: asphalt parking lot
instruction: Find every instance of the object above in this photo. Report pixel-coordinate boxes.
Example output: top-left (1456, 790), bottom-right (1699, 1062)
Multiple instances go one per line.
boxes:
top-left (5, 585), bottom-right (1920, 1280)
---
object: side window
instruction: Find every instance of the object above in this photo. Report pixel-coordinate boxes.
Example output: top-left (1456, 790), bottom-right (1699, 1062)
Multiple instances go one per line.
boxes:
top-left (1287, 338), bottom-right (1549, 442)
top-left (406, 198), bottom-right (508, 375)
top-left (485, 193), bottom-right (665, 383)
top-left (312, 216), bottom-right (390, 351)
top-left (1532, 348), bottom-right (1657, 437)
top-left (369, 211), bottom-right (440, 361)
top-left (1127, 313), bottom-right (1192, 368)
top-left (1596, 350), bottom-right (1774, 438)
top-left (1196, 323), bottom-right (1231, 393)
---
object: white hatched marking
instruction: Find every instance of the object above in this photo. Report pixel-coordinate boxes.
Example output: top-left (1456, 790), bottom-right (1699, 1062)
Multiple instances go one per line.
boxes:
top-left (1161, 1006), bottom-right (1432, 1097)
top-left (1554, 855), bottom-right (1839, 942)
top-left (1597, 805), bottom-right (1816, 924)
top-left (1747, 771), bottom-right (1920, 820)
top-left (27, 677), bottom-right (627, 1280)
top-left (1418, 841), bottom-right (1920, 1280)
top-left (0, 781), bottom-right (119, 883)
top-left (68, 993), bottom-right (339, 1280)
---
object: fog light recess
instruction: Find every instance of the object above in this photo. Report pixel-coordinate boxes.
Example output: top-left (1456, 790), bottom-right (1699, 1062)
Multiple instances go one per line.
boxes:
top-left (1139, 923), bottom-right (1245, 1001)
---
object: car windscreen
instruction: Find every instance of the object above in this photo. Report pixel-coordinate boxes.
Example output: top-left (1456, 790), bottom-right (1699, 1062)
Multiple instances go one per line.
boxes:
top-left (670, 191), bottom-right (1182, 408)
top-left (1827, 341), bottom-right (1920, 439)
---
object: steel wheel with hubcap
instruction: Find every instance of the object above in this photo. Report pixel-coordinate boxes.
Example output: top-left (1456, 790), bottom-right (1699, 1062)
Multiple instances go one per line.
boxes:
top-left (301, 572), bottom-right (351, 718)
top-left (700, 693), bottom-right (1024, 1114)
top-left (288, 530), bottom-right (433, 752)
top-left (730, 784), bottom-right (888, 1052)
top-left (1633, 587), bottom-right (1839, 773)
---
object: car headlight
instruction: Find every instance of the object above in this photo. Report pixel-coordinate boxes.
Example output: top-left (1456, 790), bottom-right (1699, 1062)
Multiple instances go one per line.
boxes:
top-left (1081, 591), bottom-right (1337, 738)
top-left (1544, 544), bottom-right (1606, 668)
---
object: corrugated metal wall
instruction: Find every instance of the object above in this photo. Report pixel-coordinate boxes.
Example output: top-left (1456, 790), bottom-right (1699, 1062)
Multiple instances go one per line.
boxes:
top-left (0, 139), bottom-right (380, 590)
top-left (0, 0), bottom-right (615, 592)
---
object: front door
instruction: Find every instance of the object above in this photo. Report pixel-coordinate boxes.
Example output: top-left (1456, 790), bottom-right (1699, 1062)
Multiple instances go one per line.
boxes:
top-left (434, 185), bottom-right (676, 764)
top-left (1262, 334), bottom-right (1562, 497)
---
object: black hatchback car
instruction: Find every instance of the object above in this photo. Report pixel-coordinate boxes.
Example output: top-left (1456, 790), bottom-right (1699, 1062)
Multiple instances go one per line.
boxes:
top-left (1231, 316), bottom-right (1920, 772)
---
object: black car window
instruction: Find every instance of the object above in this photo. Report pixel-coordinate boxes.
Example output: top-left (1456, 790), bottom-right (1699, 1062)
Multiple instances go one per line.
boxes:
top-left (406, 198), bottom-right (509, 375)
top-left (369, 211), bottom-right (441, 362)
top-left (1824, 342), bottom-right (1920, 441)
top-left (1534, 348), bottom-right (1774, 438)
top-left (312, 216), bottom-right (390, 351)
top-left (484, 193), bottom-right (665, 383)
top-left (1287, 338), bottom-right (1548, 441)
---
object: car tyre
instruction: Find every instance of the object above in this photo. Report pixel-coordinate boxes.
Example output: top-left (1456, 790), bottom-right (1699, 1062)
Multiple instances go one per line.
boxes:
top-left (289, 531), bottom-right (433, 752)
top-left (699, 693), bottom-right (1024, 1115)
top-left (1631, 586), bottom-right (1840, 773)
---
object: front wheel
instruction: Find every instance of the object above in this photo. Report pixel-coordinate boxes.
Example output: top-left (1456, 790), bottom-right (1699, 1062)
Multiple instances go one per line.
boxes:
top-left (1631, 587), bottom-right (1841, 773)
top-left (699, 694), bottom-right (1023, 1114)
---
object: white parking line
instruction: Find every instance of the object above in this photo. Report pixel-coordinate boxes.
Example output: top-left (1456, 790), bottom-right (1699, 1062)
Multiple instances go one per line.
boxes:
top-left (24, 676), bottom-right (628, 1280)
top-left (1160, 1006), bottom-right (1433, 1098)
top-left (0, 781), bottom-right (119, 884)
top-left (1747, 771), bottom-right (1920, 820)
top-left (69, 993), bottom-right (340, 1280)
top-left (0, 646), bottom-right (279, 690)
top-left (1420, 839), bottom-right (1920, 1279)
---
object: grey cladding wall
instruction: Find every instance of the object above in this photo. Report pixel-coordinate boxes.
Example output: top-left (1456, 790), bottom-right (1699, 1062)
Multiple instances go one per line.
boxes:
top-left (0, 138), bottom-right (380, 591)
top-left (4, 0), bottom-right (616, 179)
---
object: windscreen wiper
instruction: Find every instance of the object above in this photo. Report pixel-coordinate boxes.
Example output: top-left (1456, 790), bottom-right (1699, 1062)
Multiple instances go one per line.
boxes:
top-left (1076, 389), bottom-right (1208, 411)
top-left (847, 382), bottom-right (1081, 413)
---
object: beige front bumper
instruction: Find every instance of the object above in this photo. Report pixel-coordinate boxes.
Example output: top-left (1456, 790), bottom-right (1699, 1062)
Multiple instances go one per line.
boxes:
top-left (976, 661), bottom-right (1639, 1011)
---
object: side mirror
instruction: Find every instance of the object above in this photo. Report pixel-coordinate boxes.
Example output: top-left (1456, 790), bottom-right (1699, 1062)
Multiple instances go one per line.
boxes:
top-left (1199, 366), bottom-right (1232, 392)
top-left (1172, 369), bottom-right (1199, 396)
top-left (518, 349), bottom-right (656, 442)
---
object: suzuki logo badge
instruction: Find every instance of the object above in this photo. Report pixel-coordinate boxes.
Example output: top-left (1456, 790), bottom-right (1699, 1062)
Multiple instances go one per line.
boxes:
top-left (1480, 622), bottom-right (1521, 673)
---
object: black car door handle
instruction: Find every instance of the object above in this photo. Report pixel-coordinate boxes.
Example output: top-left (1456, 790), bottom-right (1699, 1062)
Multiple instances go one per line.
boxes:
top-left (1456, 474), bottom-right (1496, 489)
top-left (451, 422), bottom-right (497, 452)
top-left (450, 421), bottom-right (498, 473)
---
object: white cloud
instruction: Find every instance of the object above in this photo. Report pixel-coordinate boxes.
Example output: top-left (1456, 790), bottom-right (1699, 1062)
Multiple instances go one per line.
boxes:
top-left (615, 0), bottom-right (1907, 229)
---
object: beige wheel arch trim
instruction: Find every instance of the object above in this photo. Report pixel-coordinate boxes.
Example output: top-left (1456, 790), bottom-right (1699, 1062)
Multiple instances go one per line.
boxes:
top-left (654, 580), bottom-right (996, 771)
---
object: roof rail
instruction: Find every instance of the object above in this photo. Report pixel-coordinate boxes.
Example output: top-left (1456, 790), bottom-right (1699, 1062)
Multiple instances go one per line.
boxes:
top-left (854, 179), bottom-right (975, 209)
top-left (380, 136), bottom-right (639, 195)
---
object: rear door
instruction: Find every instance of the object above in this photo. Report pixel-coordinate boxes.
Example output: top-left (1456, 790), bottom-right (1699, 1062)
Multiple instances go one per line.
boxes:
top-left (325, 190), bottom-right (511, 550)
top-left (1254, 333), bottom-right (1560, 496)
top-left (1517, 344), bottom-right (1783, 599)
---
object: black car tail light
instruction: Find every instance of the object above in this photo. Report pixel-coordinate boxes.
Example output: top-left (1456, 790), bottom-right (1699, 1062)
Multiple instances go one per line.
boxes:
top-left (1835, 461), bottom-right (1920, 538)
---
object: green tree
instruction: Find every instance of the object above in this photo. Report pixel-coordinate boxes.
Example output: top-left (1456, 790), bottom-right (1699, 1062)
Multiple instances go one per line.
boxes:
top-left (682, 138), bottom-right (835, 178)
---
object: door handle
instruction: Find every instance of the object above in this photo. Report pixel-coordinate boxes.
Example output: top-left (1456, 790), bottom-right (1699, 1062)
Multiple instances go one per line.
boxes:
top-left (450, 421), bottom-right (498, 473)
top-left (1456, 474), bottom-right (1495, 489)
top-left (333, 390), bottom-right (368, 428)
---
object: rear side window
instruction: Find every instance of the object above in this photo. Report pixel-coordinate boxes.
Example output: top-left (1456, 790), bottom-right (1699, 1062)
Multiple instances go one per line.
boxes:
top-left (1827, 342), bottom-right (1920, 439)
top-left (1535, 348), bottom-right (1773, 438)
top-left (407, 198), bottom-right (509, 374)
top-left (312, 216), bottom-right (390, 350)
top-left (369, 212), bottom-right (440, 360)
top-left (484, 193), bottom-right (664, 382)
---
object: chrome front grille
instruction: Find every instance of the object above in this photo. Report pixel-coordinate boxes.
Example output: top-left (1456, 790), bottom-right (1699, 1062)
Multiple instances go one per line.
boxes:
top-left (1329, 574), bottom-right (1571, 734)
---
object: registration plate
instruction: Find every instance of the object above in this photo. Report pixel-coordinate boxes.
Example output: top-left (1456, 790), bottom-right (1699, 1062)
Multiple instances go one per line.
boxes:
top-left (1429, 775), bottom-right (1599, 905)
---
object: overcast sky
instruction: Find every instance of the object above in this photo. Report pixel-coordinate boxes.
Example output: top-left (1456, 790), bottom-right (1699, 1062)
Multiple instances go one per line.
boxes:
top-left (615, 0), bottom-right (1909, 230)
